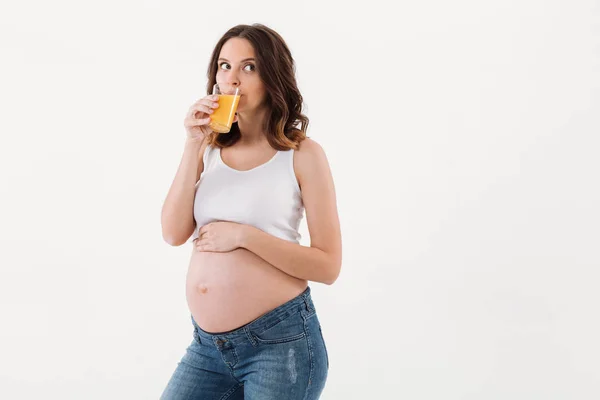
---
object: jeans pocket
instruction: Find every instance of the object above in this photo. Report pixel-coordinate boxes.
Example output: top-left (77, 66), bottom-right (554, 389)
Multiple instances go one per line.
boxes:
top-left (251, 311), bottom-right (306, 345)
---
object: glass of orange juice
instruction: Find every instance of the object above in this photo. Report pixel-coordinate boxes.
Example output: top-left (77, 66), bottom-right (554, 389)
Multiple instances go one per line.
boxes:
top-left (208, 83), bottom-right (241, 133)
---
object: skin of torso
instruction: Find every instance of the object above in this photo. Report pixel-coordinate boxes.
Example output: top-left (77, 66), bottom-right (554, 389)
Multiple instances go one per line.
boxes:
top-left (185, 144), bottom-right (308, 334)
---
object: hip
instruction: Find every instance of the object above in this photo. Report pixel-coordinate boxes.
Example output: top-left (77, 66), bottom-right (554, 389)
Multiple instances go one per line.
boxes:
top-left (161, 287), bottom-right (329, 399)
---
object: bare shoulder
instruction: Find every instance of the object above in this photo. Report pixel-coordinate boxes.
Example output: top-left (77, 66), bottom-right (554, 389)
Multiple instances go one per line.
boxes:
top-left (296, 137), bottom-right (325, 155)
top-left (293, 138), bottom-right (330, 185)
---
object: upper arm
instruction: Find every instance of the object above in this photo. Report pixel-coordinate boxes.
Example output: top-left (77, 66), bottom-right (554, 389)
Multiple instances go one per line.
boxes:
top-left (189, 140), bottom-right (210, 238)
top-left (295, 138), bottom-right (342, 268)
top-left (196, 140), bottom-right (210, 184)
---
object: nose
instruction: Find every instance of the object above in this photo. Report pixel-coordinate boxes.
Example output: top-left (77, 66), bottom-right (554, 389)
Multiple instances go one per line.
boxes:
top-left (225, 72), bottom-right (240, 87)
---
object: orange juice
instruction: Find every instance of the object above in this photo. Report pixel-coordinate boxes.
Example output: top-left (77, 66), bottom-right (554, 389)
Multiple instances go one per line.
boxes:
top-left (209, 94), bottom-right (240, 133)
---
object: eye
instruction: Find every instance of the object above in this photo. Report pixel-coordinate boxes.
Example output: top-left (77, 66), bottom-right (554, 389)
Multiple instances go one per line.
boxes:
top-left (244, 64), bottom-right (255, 72)
top-left (219, 62), bottom-right (230, 70)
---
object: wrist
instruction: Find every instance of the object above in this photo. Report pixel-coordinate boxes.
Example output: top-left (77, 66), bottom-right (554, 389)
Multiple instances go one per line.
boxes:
top-left (185, 137), bottom-right (205, 149)
top-left (238, 224), bottom-right (254, 249)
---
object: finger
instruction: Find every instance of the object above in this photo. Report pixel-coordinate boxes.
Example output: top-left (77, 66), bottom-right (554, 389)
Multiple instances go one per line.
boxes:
top-left (196, 233), bottom-right (209, 242)
top-left (194, 104), bottom-right (215, 116)
top-left (196, 242), bottom-right (211, 252)
top-left (195, 94), bottom-right (218, 104)
top-left (201, 99), bottom-right (220, 111)
top-left (186, 116), bottom-right (211, 126)
top-left (186, 106), bottom-right (208, 120)
top-left (193, 99), bottom-right (220, 112)
top-left (198, 223), bottom-right (212, 236)
top-left (196, 231), bottom-right (208, 242)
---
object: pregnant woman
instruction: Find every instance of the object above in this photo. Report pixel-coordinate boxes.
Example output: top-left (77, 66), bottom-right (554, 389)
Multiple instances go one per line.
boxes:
top-left (160, 24), bottom-right (342, 400)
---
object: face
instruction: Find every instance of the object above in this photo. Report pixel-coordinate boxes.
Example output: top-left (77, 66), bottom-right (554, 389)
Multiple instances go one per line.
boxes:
top-left (216, 37), bottom-right (266, 115)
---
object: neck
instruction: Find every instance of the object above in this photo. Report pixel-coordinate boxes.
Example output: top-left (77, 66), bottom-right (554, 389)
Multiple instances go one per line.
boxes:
top-left (236, 106), bottom-right (269, 146)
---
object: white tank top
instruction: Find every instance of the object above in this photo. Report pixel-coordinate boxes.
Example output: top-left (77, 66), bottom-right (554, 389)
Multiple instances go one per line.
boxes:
top-left (189, 144), bottom-right (304, 244)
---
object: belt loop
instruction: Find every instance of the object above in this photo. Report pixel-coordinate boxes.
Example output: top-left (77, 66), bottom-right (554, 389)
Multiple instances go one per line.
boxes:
top-left (303, 294), bottom-right (313, 313)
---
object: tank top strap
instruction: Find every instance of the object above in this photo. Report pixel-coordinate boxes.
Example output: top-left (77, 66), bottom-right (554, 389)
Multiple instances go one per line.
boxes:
top-left (277, 148), bottom-right (301, 195)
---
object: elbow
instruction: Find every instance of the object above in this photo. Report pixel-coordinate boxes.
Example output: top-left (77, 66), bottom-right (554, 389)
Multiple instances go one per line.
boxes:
top-left (323, 258), bottom-right (341, 285)
top-left (162, 235), bottom-right (178, 246)
top-left (324, 271), bottom-right (340, 285)
top-left (161, 219), bottom-right (193, 247)
top-left (162, 232), bottom-right (187, 247)
top-left (161, 226), bottom-right (178, 246)
top-left (161, 210), bottom-right (194, 247)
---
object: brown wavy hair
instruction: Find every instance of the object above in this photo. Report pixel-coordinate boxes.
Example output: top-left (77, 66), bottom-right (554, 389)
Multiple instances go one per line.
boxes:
top-left (204, 24), bottom-right (308, 150)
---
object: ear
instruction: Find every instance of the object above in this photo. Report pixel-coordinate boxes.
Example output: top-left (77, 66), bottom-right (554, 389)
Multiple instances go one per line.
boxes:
top-left (233, 112), bottom-right (238, 123)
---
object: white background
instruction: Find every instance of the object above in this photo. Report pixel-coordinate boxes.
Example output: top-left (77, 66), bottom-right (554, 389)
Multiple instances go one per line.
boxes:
top-left (1, 0), bottom-right (599, 399)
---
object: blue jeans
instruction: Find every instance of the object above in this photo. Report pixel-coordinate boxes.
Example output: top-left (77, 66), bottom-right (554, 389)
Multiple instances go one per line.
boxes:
top-left (160, 286), bottom-right (329, 399)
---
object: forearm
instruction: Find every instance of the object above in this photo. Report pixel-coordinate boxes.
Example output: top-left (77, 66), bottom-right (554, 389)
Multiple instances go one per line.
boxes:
top-left (161, 139), bottom-right (204, 245)
top-left (240, 226), bottom-right (340, 285)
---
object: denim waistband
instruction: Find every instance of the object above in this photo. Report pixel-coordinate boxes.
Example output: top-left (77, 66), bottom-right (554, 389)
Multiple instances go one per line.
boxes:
top-left (191, 286), bottom-right (314, 345)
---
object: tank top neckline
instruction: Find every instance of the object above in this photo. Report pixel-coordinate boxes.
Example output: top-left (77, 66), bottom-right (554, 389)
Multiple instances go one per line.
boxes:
top-left (217, 146), bottom-right (281, 173)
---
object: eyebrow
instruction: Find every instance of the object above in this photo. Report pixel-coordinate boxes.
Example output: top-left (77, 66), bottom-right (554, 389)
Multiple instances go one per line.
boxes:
top-left (218, 57), bottom-right (256, 63)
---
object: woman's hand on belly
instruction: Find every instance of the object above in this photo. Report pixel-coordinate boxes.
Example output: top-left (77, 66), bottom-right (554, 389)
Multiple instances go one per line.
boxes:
top-left (194, 221), bottom-right (247, 253)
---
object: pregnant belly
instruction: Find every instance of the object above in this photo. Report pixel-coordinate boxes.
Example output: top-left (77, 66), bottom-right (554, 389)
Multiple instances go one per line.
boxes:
top-left (185, 247), bottom-right (308, 333)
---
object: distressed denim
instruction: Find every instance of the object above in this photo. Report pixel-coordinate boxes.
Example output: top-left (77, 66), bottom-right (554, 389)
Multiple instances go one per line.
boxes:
top-left (160, 286), bottom-right (329, 399)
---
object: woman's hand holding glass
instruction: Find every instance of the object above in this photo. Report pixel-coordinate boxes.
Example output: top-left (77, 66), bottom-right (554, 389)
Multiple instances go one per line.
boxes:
top-left (184, 94), bottom-right (220, 143)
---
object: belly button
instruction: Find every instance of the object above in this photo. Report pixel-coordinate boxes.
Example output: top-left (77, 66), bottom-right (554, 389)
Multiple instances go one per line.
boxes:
top-left (197, 284), bottom-right (208, 294)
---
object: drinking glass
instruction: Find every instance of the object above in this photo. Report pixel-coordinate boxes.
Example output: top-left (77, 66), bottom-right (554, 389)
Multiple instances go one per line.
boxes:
top-left (208, 83), bottom-right (241, 133)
